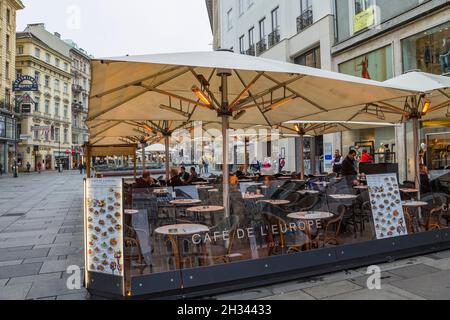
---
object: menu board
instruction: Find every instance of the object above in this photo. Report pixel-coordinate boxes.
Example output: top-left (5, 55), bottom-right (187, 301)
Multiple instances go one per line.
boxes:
top-left (366, 173), bottom-right (408, 240)
top-left (85, 179), bottom-right (124, 276)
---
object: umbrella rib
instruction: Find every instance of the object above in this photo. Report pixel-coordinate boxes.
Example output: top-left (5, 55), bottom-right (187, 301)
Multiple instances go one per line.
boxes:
top-left (262, 73), bottom-right (328, 112)
top-left (233, 74), bottom-right (305, 110)
top-left (228, 71), bottom-right (265, 111)
top-left (429, 99), bottom-right (450, 113)
top-left (90, 121), bottom-right (123, 139)
top-left (234, 70), bottom-right (272, 127)
top-left (88, 68), bottom-right (195, 121)
top-left (438, 89), bottom-right (450, 100)
top-left (93, 65), bottom-right (184, 98)
top-left (377, 101), bottom-right (410, 116)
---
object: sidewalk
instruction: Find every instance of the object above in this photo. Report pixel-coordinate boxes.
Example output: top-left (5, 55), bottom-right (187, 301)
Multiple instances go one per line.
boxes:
top-left (1, 171), bottom-right (449, 300)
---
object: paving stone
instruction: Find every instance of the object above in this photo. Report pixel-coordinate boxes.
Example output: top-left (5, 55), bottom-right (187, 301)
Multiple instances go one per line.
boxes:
top-left (0, 248), bottom-right (50, 262)
top-left (0, 283), bottom-right (32, 300)
top-left (40, 258), bottom-right (83, 274)
top-left (0, 263), bottom-right (42, 279)
top-left (7, 272), bottom-right (62, 285)
top-left (0, 260), bottom-right (23, 267)
top-left (326, 284), bottom-right (426, 300)
top-left (215, 288), bottom-right (274, 300)
top-left (391, 270), bottom-right (450, 300)
top-left (47, 246), bottom-right (83, 257)
top-left (259, 290), bottom-right (316, 300)
top-left (349, 271), bottom-right (404, 288)
top-left (423, 258), bottom-right (450, 271)
top-left (26, 279), bottom-right (86, 300)
top-left (389, 264), bottom-right (440, 279)
top-left (0, 279), bottom-right (8, 286)
top-left (56, 292), bottom-right (88, 300)
top-left (303, 280), bottom-right (363, 299)
top-left (0, 246), bottom-right (34, 253)
top-left (22, 256), bottom-right (60, 264)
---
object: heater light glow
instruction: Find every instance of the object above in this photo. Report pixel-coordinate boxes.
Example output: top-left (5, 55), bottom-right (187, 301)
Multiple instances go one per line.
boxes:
top-left (270, 95), bottom-right (295, 110)
top-left (191, 86), bottom-right (211, 106)
top-left (142, 124), bottom-right (153, 133)
top-left (421, 101), bottom-right (431, 114)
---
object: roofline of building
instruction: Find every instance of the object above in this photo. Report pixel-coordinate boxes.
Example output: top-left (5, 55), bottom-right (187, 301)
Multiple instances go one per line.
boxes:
top-left (10, 0), bottom-right (25, 10)
top-left (16, 31), bottom-right (72, 61)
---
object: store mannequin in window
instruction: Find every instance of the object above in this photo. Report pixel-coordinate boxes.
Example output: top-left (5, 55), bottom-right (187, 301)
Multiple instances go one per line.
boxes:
top-left (378, 143), bottom-right (385, 163)
top-left (439, 38), bottom-right (450, 74)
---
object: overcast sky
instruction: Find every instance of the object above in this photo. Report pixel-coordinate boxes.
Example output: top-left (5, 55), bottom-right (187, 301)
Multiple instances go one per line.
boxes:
top-left (17, 0), bottom-right (213, 58)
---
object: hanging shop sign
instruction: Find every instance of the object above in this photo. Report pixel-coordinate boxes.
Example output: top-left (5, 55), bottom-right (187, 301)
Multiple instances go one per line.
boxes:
top-left (13, 75), bottom-right (39, 92)
top-left (367, 173), bottom-right (408, 239)
top-left (354, 6), bottom-right (375, 33)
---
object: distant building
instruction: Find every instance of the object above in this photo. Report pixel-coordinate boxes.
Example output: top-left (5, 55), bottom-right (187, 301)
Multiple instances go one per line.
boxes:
top-left (64, 39), bottom-right (91, 168)
top-left (0, 0), bottom-right (24, 175)
top-left (15, 23), bottom-right (73, 172)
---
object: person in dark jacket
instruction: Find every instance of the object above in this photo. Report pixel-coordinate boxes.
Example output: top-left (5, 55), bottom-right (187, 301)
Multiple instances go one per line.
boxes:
top-left (341, 150), bottom-right (358, 177)
top-left (135, 171), bottom-right (157, 188)
top-left (168, 168), bottom-right (185, 187)
top-left (179, 166), bottom-right (190, 182)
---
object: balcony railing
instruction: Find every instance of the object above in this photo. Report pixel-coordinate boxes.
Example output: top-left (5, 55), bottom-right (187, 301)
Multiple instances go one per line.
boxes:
top-left (256, 39), bottom-right (267, 56)
top-left (72, 84), bottom-right (84, 93)
top-left (297, 8), bottom-right (313, 33)
top-left (268, 28), bottom-right (281, 48)
top-left (245, 45), bottom-right (256, 56)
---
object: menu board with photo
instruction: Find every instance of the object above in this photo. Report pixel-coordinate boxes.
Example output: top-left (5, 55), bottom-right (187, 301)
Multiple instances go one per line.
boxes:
top-left (85, 178), bottom-right (124, 276)
top-left (366, 173), bottom-right (408, 240)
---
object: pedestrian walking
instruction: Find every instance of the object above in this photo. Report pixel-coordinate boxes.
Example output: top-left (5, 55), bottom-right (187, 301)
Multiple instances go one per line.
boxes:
top-left (37, 161), bottom-right (42, 174)
top-left (79, 162), bottom-right (83, 174)
top-left (0, 163), bottom-right (3, 176)
top-left (26, 162), bottom-right (31, 173)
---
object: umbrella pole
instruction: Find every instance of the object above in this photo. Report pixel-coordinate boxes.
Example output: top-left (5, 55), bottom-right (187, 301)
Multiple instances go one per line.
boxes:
top-left (164, 135), bottom-right (170, 182)
top-left (412, 116), bottom-right (421, 199)
top-left (299, 134), bottom-right (305, 180)
top-left (222, 116), bottom-right (230, 218)
top-left (141, 142), bottom-right (146, 175)
top-left (219, 68), bottom-right (232, 219)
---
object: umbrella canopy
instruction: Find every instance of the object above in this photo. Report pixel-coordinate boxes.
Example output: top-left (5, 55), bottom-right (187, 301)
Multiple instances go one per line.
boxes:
top-left (296, 72), bottom-right (449, 124)
top-left (87, 51), bottom-right (416, 133)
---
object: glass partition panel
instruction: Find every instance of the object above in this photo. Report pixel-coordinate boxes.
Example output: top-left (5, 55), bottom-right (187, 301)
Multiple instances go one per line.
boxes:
top-left (121, 170), bottom-right (450, 291)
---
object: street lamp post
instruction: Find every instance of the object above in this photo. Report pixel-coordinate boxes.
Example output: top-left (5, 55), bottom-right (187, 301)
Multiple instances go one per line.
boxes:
top-left (58, 132), bottom-right (61, 173)
top-left (13, 115), bottom-right (18, 178)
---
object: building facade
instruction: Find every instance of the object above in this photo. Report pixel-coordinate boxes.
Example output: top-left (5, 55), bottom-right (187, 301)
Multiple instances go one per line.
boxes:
top-left (0, 0), bottom-right (24, 175)
top-left (64, 39), bottom-right (91, 168)
top-left (15, 24), bottom-right (73, 172)
top-left (208, 0), bottom-right (450, 180)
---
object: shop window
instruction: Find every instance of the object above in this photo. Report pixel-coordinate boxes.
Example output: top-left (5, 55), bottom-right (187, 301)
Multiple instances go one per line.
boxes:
top-left (294, 47), bottom-right (321, 69)
top-left (339, 45), bottom-right (393, 81)
top-left (402, 22), bottom-right (450, 75)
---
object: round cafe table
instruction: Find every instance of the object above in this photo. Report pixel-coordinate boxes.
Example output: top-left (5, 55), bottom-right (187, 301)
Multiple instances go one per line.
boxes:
top-left (197, 185), bottom-right (214, 190)
top-left (329, 194), bottom-right (358, 201)
top-left (155, 224), bottom-right (209, 269)
top-left (192, 181), bottom-right (209, 185)
top-left (242, 194), bottom-right (265, 200)
top-left (258, 199), bottom-right (290, 206)
top-left (153, 188), bottom-right (169, 194)
top-left (186, 205), bottom-right (225, 223)
top-left (208, 189), bottom-right (219, 193)
top-left (297, 190), bottom-right (319, 195)
top-left (239, 179), bottom-right (254, 182)
top-left (287, 211), bottom-right (334, 249)
top-left (353, 185), bottom-right (369, 190)
top-left (124, 209), bottom-right (139, 215)
top-left (402, 201), bottom-right (428, 233)
top-left (170, 199), bottom-right (202, 206)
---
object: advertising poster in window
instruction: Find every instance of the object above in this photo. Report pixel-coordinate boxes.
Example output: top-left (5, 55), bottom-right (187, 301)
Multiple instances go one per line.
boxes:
top-left (339, 45), bottom-right (393, 81)
top-left (367, 173), bottom-right (408, 240)
top-left (85, 178), bottom-right (124, 276)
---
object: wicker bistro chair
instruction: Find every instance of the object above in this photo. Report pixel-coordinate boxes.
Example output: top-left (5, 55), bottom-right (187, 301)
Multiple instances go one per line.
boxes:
top-left (262, 212), bottom-right (310, 256)
top-left (312, 205), bottom-right (346, 248)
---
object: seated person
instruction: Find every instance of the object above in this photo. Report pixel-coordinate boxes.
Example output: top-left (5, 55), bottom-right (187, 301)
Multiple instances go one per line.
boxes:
top-left (420, 164), bottom-right (431, 194)
top-left (135, 171), bottom-right (157, 188)
top-left (179, 166), bottom-right (190, 182)
top-left (168, 168), bottom-right (185, 187)
top-left (229, 174), bottom-right (239, 185)
top-left (186, 167), bottom-right (199, 185)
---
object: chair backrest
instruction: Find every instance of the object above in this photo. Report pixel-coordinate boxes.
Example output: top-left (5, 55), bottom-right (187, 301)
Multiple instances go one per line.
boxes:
top-left (297, 195), bottom-right (319, 211)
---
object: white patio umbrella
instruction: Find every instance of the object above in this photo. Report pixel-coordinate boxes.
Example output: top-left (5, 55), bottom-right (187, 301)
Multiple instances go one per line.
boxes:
top-left (87, 50), bottom-right (417, 216)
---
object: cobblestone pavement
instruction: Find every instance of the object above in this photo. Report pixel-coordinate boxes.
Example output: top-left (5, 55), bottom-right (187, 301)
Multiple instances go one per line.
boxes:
top-left (1, 171), bottom-right (450, 300)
